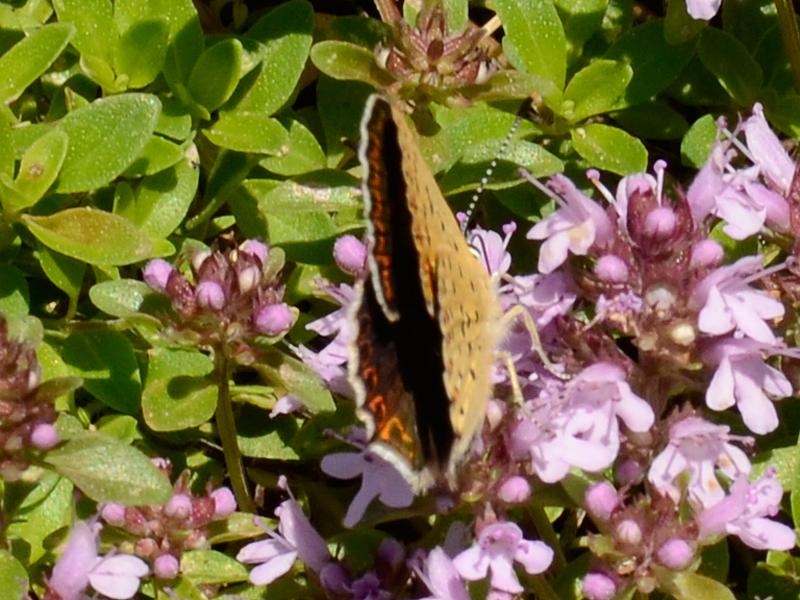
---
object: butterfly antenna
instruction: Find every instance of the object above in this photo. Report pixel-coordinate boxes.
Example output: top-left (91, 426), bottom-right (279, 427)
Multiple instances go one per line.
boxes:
top-left (460, 104), bottom-right (528, 234)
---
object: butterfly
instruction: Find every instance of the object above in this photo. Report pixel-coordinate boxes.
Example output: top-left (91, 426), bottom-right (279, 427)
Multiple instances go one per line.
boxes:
top-left (348, 95), bottom-right (503, 490)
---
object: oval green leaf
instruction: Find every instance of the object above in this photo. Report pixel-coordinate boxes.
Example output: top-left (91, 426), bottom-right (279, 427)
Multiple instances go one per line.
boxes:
top-left (62, 329), bottom-right (142, 414)
top-left (570, 123), bottom-right (648, 175)
top-left (181, 550), bottom-right (249, 585)
top-left (0, 550), bottom-right (28, 599)
top-left (23, 207), bottom-right (154, 266)
top-left (115, 19), bottom-right (170, 89)
top-left (130, 159), bottom-right (199, 238)
top-left (89, 278), bottom-right (167, 317)
top-left (142, 347), bottom-right (216, 431)
top-left (493, 0), bottom-right (567, 90)
top-left (187, 38), bottom-right (243, 112)
top-left (310, 40), bottom-right (387, 87)
top-left (698, 27), bottom-right (763, 107)
top-left (55, 93), bottom-right (161, 193)
top-left (0, 22), bottom-right (75, 103)
top-left (681, 114), bottom-right (717, 168)
top-left (46, 431), bottom-right (172, 504)
top-left (258, 119), bottom-right (326, 175)
top-left (10, 128), bottom-right (68, 210)
top-left (562, 59), bottom-right (632, 122)
top-left (205, 112), bottom-right (289, 153)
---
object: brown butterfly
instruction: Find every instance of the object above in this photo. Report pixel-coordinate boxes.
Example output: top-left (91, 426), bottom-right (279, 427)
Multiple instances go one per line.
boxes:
top-left (348, 95), bottom-right (503, 490)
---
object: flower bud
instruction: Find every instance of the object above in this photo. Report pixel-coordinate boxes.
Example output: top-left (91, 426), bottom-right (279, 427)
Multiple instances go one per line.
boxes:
top-left (143, 259), bottom-right (175, 293)
top-left (582, 571), bottom-right (617, 600)
top-left (29, 423), bottom-right (59, 450)
top-left (656, 538), bottom-right (694, 570)
top-left (239, 239), bottom-right (269, 264)
top-left (643, 206), bottom-right (676, 239)
top-left (334, 235), bottom-right (367, 275)
top-left (615, 518), bottom-right (642, 545)
top-left (195, 281), bottom-right (225, 310)
top-left (615, 459), bottom-right (644, 486)
top-left (320, 562), bottom-right (351, 595)
top-left (594, 255), bottom-right (629, 283)
top-left (211, 487), bottom-right (237, 519)
top-left (164, 493), bottom-right (192, 520)
top-left (584, 482), bottom-right (619, 521)
top-left (135, 537), bottom-right (159, 557)
top-left (154, 553), bottom-right (180, 579)
top-left (497, 476), bottom-right (531, 504)
top-left (690, 239), bottom-right (724, 268)
top-left (254, 303), bottom-right (294, 336)
top-left (100, 503), bottom-right (127, 526)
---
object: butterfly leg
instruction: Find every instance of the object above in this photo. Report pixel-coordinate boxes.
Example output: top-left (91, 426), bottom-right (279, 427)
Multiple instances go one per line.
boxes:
top-left (500, 303), bottom-right (555, 370)
top-left (496, 349), bottom-right (525, 406)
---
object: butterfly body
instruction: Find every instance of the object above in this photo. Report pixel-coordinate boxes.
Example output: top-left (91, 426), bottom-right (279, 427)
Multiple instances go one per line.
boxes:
top-left (349, 95), bottom-right (502, 489)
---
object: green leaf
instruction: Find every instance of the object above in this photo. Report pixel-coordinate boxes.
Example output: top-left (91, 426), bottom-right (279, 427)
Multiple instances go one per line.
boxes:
top-left (604, 20), bottom-right (694, 107)
top-left (664, 0), bottom-right (705, 44)
top-left (571, 123), bottom-right (648, 175)
top-left (46, 431), bottom-right (172, 504)
top-left (5, 473), bottom-right (73, 564)
top-left (7, 128), bottom-right (68, 211)
top-left (0, 550), bottom-right (27, 599)
top-left (90, 278), bottom-right (167, 317)
top-left (667, 571), bottom-right (736, 600)
top-left (36, 246), bottom-right (85, 318)
top-left (681, 114), bottom-right (717, 168)
top-left (234, 0), bottom-right (313, 115)
top-left (0, 116), bottom-right (13, 179)
top-left (554, 0), bottom-right (607, 55)
top-left (142, 347), bottom-right (216, 431)
top-left (258, 118), bottom-right (326, 175)
top-left (0, 265), bottom-right (29, 318)
top-left (114, 19), bottom-right (169, 88)
top-left (205, 113), bottom-right (289, 153)
top-left (493, 0), bottom-right (567, 89)
top-left (123, 135), bottom-right (185, 178)
top-left (56, 93), bottom-right (161, 193)
top-left (0, 22), bottom-right (74, 103)
top-left (561, 59), bottom-right (632, 122)
top-left (52, 0), bottom-right (115, 60)
top-left (253, 350), bottom-right (335, 414)
top-left (23, 208), bottom-right (154, 266)
top-left (62, 329), bottom-right (141, 413)
top-left (310, 40), bottom-right (389, 87)
top-left (188, 38), bottom-right (243, 112)
top-left (128, 159), bottom-right (199, 238)
top-left (698, 27), bottom-right (763, 106)
top-left (238, 410), bottom-right (300, 460)
top-left (181, 550), bottom-right (249, 585)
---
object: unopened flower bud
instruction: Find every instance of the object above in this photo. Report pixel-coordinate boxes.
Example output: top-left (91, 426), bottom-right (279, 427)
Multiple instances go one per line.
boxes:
top-left (154, 553), bottom-right (180, 579)
top-left (165, 493), bottom-right (192, 520)
top-left (643, 206), bottom-right (676, 239)
top-left (595, 255), bottom-right (629, 283)
top-left (584, 482), bottom-right (619, 521)
top-left (100, 503), bottom-right (127, 526)
top-left (143, 259), bottom-right (174, 293)
top-left (195, 281), bottom-right (225, 310)
top-left (320, 562), bottom-right (351, 595)
top-left (254, 303), bottom-right (294, 336)
top-left (656, 538), bottom-right (693, 570)
top-left (615, 518), bottom-right (642, 545)
top-left (29, 423), bottom-right (58, 450)
top-left (211, 487), bottom-right (237, 519)
top-left (615, 459), bottom-right (644, 486)
top-left (237, 265), bottom-right (261, 294)
top-left (498, 476), bottom-right (531, 504)
top-left (191, 249), bottom-right (211, 272)
top-left (690, 239), bottom-right (724, 268)
top-left (377, 537), bottom-right (404, 570)
top-left (135, 537), bottom-right (159, 557)
top-left (333, 235), bottom-right (367, 275)
top-left (239, 239), bottom-right (269, 264)
top-left (582, 571), bottom-right (617, 600)
top-left (485, 398), bottom-right (506, 430)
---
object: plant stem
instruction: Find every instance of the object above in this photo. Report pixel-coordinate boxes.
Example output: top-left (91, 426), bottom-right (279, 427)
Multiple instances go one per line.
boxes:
top-left (214, 350), bottom-right (255, 513)
top-left (775, 0), bottom-right (800, 93)
top-left (529, 505), bottom-right (567, 572)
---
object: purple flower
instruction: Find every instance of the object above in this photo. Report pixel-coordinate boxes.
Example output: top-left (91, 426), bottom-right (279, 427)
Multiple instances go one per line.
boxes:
top-left (321, 446), bottom-right (414, 527)
top-left (582, 571), bottom-right (618, 600)
top-left (237, 493), bottom-right (331, 585)
top-left (333, 234), bottom-right (368, 275)
top-left (467, 223), bottom-right (514, 277)
top-left (525, 174), bottom-right (613, 274)
top-left (143, 258), bottom-right (175, 293)
top-left (697, 470), bottom-right (795, 551)
top-left (704, 338), bottom-right (792, 434)
top-left (510, 363), bottom-right (654, 483)
top-left (686, 0), bottom-right (721, 19)
top-left (270, 394), bottom-right (304, 418)
top-left (656, 538), bottom-right (694, 570)
top-left (691, 255), bottom-right (784, 345)
top-left (254, 302), bottom-right (296, 336)
top-left (211, 487), bottom-right (237, 519)
top-left (584, 482), bottom-right (620, 521)
top-left (743, 103), bottom-right (795, 195)
top-left (415, 547), bottom-right (469, 600)
top-left (46, 521), bottom-right (149, 600)
top-left (648, 416), bottom-right (752, 507)
top-left (453, 522), bottom-right (553, 593)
